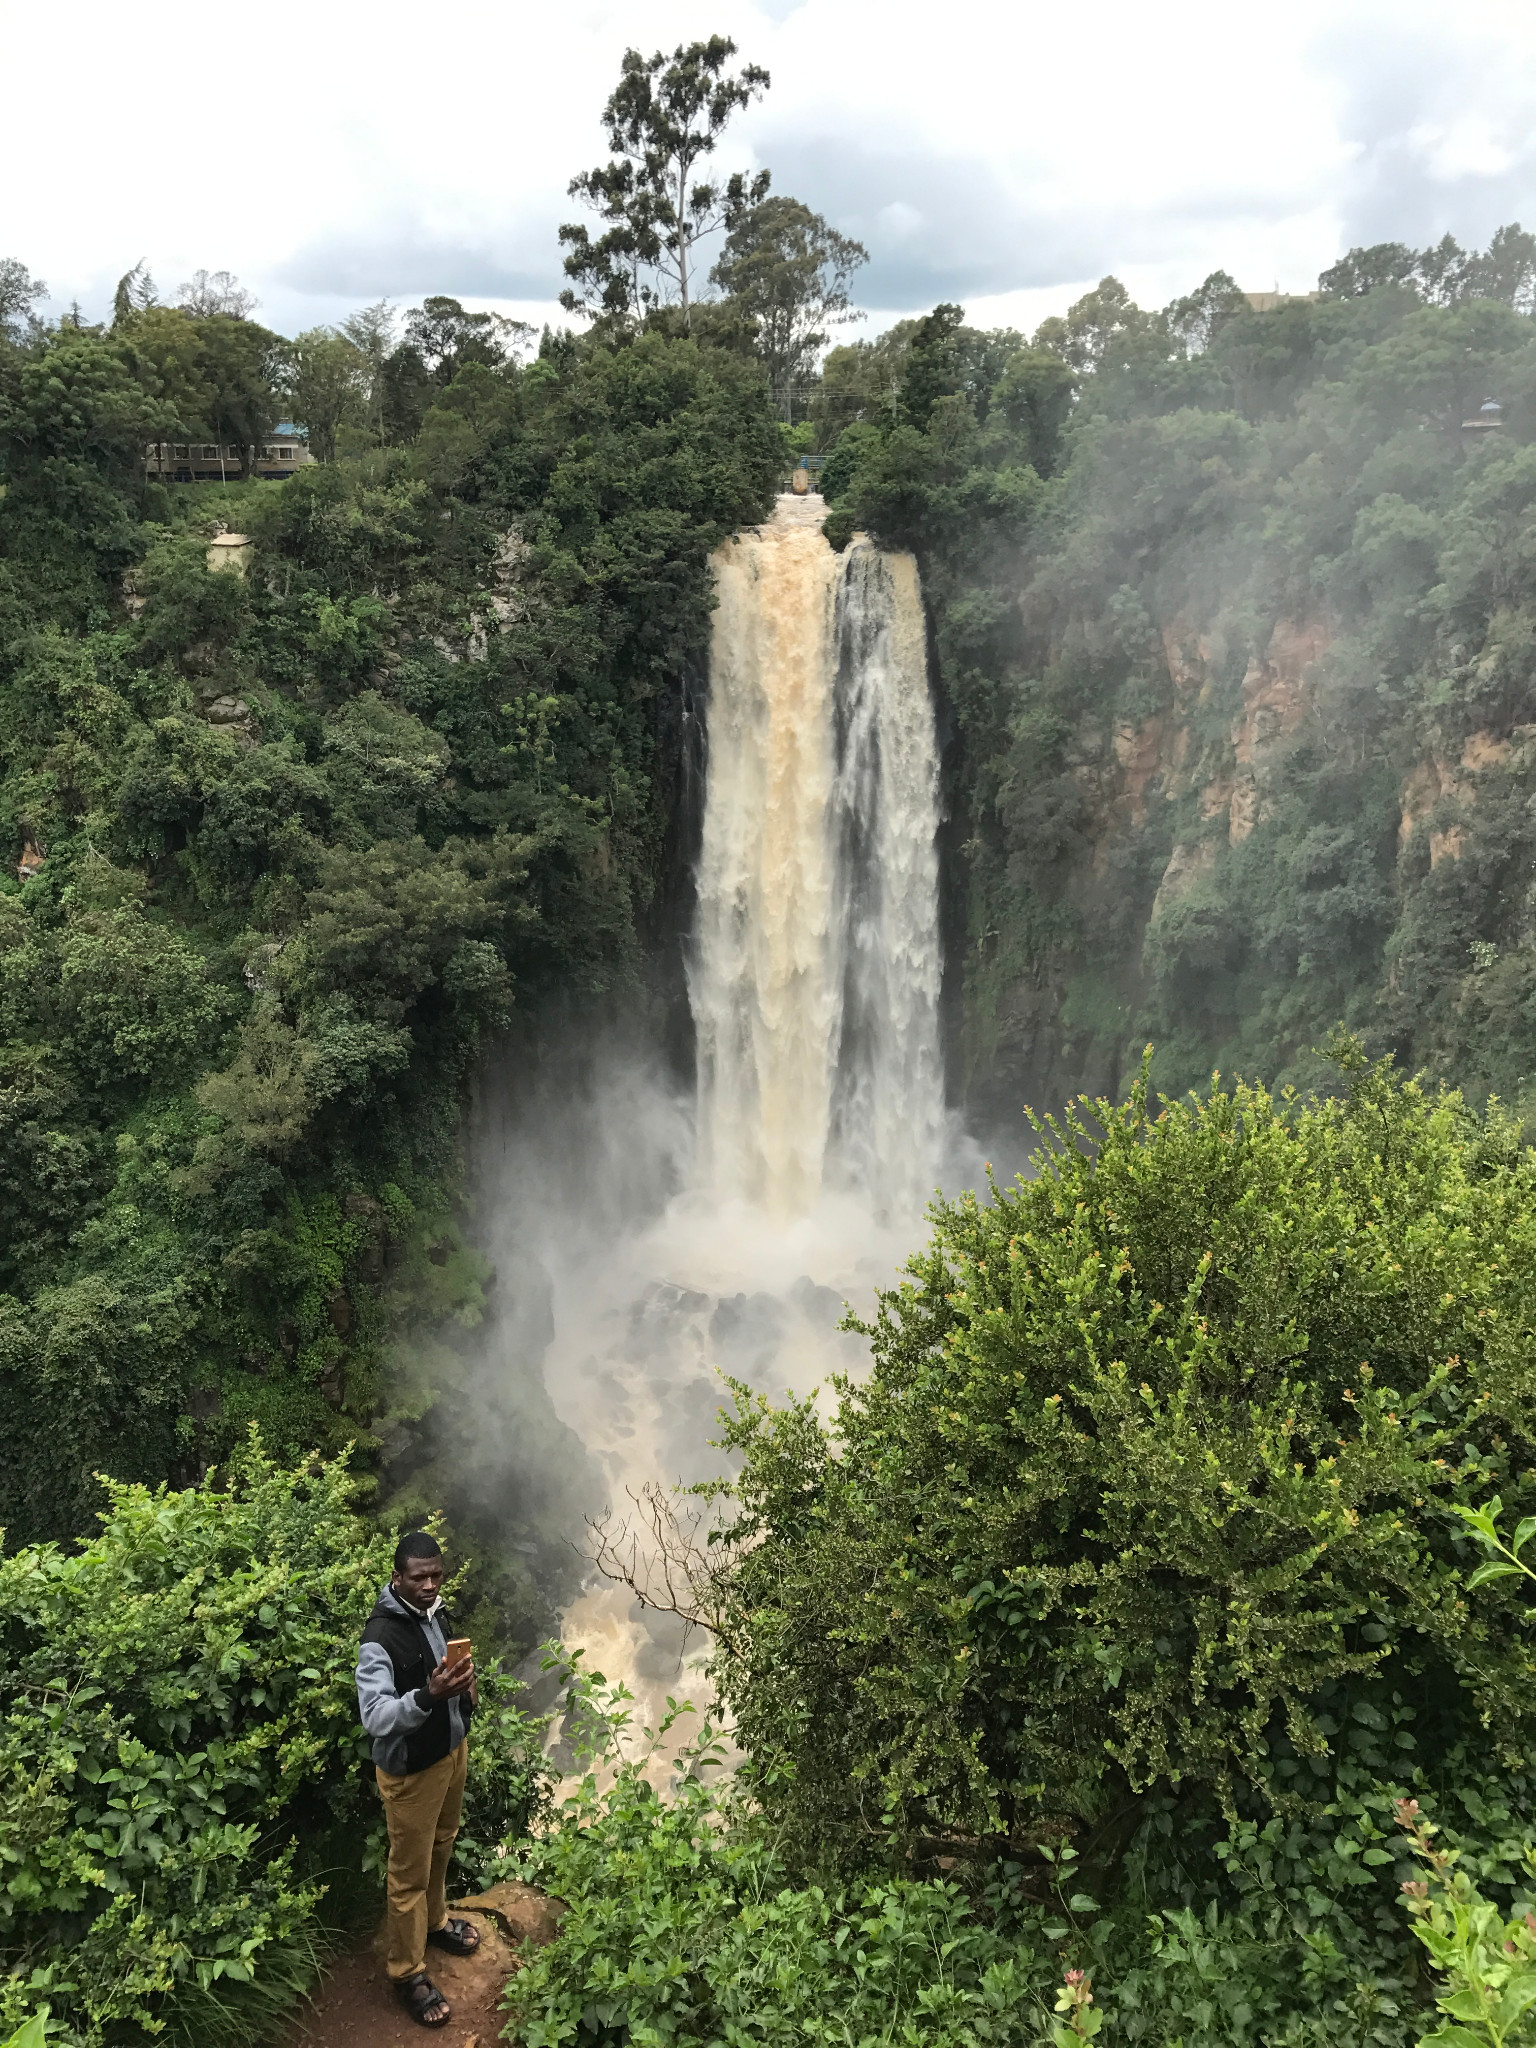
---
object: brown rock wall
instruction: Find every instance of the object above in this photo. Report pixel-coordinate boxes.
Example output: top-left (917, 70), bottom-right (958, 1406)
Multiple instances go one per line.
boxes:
top-left (1398, 729), bottom-right (1531, 867)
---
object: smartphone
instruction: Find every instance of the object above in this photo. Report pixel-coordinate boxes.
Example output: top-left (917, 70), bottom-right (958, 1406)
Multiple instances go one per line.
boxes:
top-left (443, 1637), bottom-right (472, 1669)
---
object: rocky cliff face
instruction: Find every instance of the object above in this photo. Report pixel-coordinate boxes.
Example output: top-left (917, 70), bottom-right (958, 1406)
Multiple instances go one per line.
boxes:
top-left (1153, 619), bottom-right (1325, 900)
top-left (965, 603), bottom-right (1536, 1126)
top-left (824, 286), bottom-right (1536, 1128)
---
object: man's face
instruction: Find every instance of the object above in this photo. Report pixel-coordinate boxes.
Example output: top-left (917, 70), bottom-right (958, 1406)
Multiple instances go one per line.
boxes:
top-left (393, 1551), bottom-right (445, 1610)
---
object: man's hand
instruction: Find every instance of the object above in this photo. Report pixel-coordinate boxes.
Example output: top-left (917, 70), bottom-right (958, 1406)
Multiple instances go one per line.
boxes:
top-left (427, 1651), bottom-right (474, 1701)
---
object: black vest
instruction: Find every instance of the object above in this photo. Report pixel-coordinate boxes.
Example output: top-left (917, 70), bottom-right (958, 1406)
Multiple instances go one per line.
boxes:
top-left (360, 1594), bottom-right (474, 1775)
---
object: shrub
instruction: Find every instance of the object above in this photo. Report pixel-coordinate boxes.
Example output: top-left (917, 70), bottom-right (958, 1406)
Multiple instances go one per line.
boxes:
top-left (0, 1433), bottom-right (547, 2044)
top-left (1396, 1796), bottom-right (1536, 2048)
top-left (503, 1674), bottom-right (1053, 2048)
top-left (711, 1048), bottom-right (1536, 1896)
top-left (501, 1667), bottom-right (1435, 2047)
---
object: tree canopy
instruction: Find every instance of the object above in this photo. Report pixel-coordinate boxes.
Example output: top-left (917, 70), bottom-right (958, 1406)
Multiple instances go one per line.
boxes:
top-left (0, 282), bottom-right (781, 1593)
top-left (560, 37), bottom-right (770, 325)
top-left (711, 195), bottom-right (866, 413)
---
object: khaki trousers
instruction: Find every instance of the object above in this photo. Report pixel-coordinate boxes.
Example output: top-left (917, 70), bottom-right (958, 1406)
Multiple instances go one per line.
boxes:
top-left (376, 1738), bottom-right (468, 1979)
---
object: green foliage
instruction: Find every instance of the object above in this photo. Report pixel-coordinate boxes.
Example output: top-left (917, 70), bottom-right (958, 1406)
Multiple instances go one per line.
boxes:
top-left (1320, 226), bottom-right (1536, 312)
top-left (698, 1057), bottom-right (1536, 2028)
top-left (711, 196), bottom-right (867, 408)
top-left (499, 1657), bottom-right (1459, 2047)
top-left (504, 1671), bottom-right (1053, 2047)
top-left (280, 330), bottom-right (367, 465)
top-left (0, 261), bottom-right (47, 342)
top-left (559, 38), bottom-right (771, 323)
top-left (1396, 1798), bottom-right (1536, 2048)
top-left (0, 299), bottom-right (780, 1586)
top-left (452, 1674), bottom-right (556, 1894)
top-left (56, 908), bottom-right (231, 1080)
top-left (1448, 1495), bottom-right (1536, 1595)
top-left (0, 1436), bottom-right (377, 2043)
top-left (188, 315), bottom-right (284, 478)
top-left (0, 1436), bottom-right (548, 2045)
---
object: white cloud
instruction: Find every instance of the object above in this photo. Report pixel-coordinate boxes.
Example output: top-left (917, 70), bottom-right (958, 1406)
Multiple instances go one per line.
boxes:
top-left (877, 203), bottom-right (924, 248)
top-left (2, 0), bottom-right (1534, 339)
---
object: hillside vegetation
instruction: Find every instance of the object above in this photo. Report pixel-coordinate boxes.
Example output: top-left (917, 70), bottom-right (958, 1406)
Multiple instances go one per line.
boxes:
top-left (7, 111), bottom-right (1536, 2042)
top-left (0, 294), bottom-right (779, 1598)
top-left (815, 234), bottom-right (1536, 1124)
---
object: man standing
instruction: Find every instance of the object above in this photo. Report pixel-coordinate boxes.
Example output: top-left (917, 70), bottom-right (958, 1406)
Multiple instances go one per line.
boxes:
top-left (356, 1531), bottom-right (481, 2028)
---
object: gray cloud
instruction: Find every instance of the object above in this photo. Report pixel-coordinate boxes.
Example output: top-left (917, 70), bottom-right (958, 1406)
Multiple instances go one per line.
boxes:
top-left (274, 122), bottom-right (1311, 331)
top-left (1320, 22), bottom-right (1536, 251)
top-left (276, 224), bottom-right (559, 305)
top-left (266, 29), bottom-right (1536, 339)
top-left (759, 130), bottom-right (1324, 311)
top-left (761, 134), bottom-right (1080, 305)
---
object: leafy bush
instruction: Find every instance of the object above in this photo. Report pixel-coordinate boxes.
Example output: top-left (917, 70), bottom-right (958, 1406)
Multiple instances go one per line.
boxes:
top-left (0, 1433), bottom-right (548, 2045)
top-left (716, 1048), bottom-right (1536, 1861)
top-left (499, 1666), bottom-right (1453, 2048)
top-left (617, 1050), bottom-right (1529, 2046)
top-left (1397, 1797), bottom-right (1536, 2048)
top-left (504, 1674), bottom-right (1055, 2048)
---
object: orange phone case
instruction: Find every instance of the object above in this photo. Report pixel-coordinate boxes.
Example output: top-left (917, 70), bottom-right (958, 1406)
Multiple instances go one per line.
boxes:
top-left (443, 1637), bottom-right (472, 1667)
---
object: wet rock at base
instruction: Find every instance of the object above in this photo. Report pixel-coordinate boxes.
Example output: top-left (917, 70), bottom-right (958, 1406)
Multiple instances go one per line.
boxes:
top-left (451, 1881), bottom-right (565, 1948)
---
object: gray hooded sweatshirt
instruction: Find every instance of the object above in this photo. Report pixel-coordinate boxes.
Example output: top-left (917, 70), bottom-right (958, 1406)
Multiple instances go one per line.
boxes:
top-left (355, 1582), bottom-right (467, 1776)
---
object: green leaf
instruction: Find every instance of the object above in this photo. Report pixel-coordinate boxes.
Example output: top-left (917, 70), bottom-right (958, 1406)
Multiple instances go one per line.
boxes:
top-left (1467, 1561), bottom-right (1523, 1590)
top-left (1444, 1989), bottom-right (1498, 2024)
top-left (1493, 1973), bottom-right (1536, 2027)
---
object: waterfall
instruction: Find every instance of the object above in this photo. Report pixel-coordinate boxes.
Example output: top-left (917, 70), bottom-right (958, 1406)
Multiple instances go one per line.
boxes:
top-left (829, 541), bottom-right (945, 1210)
top-left (495, 495), bottom-right (957, 1761)
top-left (691, 498), bottom-right (944, 1220)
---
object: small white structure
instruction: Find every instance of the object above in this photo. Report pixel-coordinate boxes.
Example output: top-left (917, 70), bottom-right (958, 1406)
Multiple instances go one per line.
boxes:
top-left (207, 532), bottom-right (254, 575)
top-left (1462, 397), bottom-right (1505, 435)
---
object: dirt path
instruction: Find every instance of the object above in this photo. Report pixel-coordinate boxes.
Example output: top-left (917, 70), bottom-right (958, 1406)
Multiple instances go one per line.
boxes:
top-left (281, 1887), bottom-right (559, 2048)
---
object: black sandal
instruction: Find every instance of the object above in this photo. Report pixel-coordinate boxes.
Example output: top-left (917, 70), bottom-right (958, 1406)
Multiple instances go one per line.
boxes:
top-left (395, 1970), bottom-right (451, 2026)
top-left (428, 1915), bottom-right (481, 1956)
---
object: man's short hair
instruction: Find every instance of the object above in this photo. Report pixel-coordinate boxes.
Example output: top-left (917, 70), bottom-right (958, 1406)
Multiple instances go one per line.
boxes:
top-left (393, 1530), bottom-right (443, 1573)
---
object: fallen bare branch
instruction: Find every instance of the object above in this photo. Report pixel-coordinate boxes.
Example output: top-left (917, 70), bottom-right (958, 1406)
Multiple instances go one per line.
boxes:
top-left (584, 1481), bottom-right (739, 1648)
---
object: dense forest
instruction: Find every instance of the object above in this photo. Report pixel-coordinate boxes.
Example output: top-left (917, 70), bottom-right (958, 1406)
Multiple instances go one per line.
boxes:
top-left (0, 264), bottom-right (781, 1577)
top-left (810, 230), bottom-right (1536, 1124)
top-left (5, 30), bottom-right (1536, 2046)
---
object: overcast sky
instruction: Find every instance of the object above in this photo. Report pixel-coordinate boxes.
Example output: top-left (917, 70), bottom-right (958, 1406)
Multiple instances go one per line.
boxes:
top-left (4, 0), bottom-right (1535, 342)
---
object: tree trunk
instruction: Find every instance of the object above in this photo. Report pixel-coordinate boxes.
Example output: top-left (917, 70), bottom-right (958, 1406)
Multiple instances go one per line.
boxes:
top-left (678, 164), bottom-right (691, 329)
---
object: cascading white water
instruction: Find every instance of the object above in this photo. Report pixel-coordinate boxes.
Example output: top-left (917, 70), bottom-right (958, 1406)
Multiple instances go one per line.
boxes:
top-left (501, 494), bottom-right (956, 1767)
top-left (829, 540), bottom-right (946, 1213)
top-left (691, 498), bottom-right (945, 1218)
top-left (690, 511), bottom-right (841, 1217)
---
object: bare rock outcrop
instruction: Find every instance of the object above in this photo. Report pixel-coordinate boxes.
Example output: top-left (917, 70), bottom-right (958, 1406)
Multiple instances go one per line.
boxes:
top-left (452, 1879), bottom-right (565, 1947)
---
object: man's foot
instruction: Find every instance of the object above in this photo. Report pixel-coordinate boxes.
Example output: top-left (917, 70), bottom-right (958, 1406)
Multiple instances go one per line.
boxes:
top-left (428, 1915), bottom-right (481, 1956)
top-left (395, 1970), bottom-right (451, 2026)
